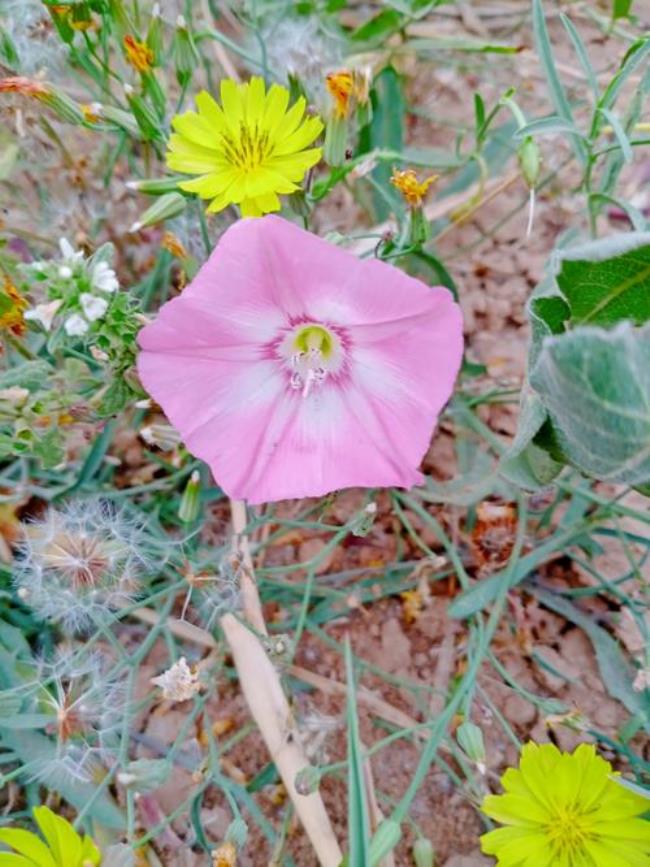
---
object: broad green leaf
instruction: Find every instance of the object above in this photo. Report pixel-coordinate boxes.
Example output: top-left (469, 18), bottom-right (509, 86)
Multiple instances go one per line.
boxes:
top-left (499, 392), bottom-right (563, 489)
top-left (344, 638), bottom-right (370, 867)
top-left (555, 232), bottom-right (650, 326)
top-left (0, 829), bottom-right (56, 867)
top-left (530, 322), bottom-right (650, 486)
top-left (0, 855), bottom-right (34, 865)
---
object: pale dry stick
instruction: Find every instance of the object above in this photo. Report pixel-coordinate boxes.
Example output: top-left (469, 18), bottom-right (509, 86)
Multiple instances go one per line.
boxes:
top-left (347, 170), bottom-right (520, 257)
top-left (224, 501), bottom-right (343, 867)
top-left (130, 609), bottom-right (427, 743)
top-left (230, 498), bottom-right (267, 636)
top-left (221, 613), bottom-right (344, 867)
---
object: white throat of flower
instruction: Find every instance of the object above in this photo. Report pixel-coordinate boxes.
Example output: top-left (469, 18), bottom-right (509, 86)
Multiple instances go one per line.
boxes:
top-left (280, 323), bottom-right (343, 398)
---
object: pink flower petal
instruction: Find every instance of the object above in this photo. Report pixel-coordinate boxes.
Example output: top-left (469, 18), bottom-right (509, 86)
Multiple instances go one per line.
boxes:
top-left (137, 216), bottom-right (463, 503)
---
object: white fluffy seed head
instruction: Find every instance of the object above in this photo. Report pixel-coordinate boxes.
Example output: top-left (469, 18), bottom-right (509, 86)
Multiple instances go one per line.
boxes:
top-left (15, 499), bottom-right (148, 634)
top-left (26, 649), bottom-right (127, 784)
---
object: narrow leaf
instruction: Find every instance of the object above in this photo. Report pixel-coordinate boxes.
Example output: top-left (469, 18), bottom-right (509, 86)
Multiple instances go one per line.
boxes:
top-left (532, 0), bottom-right (586, 165)
top-left (345, 638), bottom-right (370, 867)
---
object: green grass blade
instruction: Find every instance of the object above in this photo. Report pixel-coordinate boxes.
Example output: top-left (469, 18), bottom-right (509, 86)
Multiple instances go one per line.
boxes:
top-left (345, 637), bottom-right (370, 867)
top-left (532, 0), bottom-right (587, 165)
top-left (560, 13), bottom-right (599, 100)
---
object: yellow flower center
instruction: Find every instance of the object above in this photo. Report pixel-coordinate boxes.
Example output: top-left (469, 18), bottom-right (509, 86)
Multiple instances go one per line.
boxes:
top-left (546, 808), bottom-right (594, 856)
top-left (292, 324), bottom-right (335, 358)
top-left (221, 123), bottom-right (272, 173)
top-left (278, 323), bottom-right (344, 398)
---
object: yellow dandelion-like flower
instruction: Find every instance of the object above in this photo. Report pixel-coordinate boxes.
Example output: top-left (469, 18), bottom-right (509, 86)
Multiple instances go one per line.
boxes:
top-left (390, 168), bottom-right (437, 208)
top-left (481, 742), bottom-right (650, 866)
top-left (166, 77), bottom-right (323, 217)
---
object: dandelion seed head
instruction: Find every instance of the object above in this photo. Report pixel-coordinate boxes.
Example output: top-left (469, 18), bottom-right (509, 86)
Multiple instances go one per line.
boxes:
top-left (1, 1), bottom-right (67, 78)
top-left (256, 16), bottom-right (342, 107)
top-left (26, 650), bottom-right (126, 784)
top-left (15, 499), bottom-right (148, 633)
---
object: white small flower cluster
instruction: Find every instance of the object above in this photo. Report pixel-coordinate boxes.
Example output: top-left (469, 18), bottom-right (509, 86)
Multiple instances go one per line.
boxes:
top-left (15, 499), bottom-right (148, 634)
top-left (23, 238), bottom-right (119, 337)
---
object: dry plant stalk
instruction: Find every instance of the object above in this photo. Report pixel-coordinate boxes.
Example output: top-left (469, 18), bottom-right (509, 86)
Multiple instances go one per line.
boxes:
top-left (221, 501), bottom-right (343, 867)
top-left (221, 613), bottom-right (343, 867)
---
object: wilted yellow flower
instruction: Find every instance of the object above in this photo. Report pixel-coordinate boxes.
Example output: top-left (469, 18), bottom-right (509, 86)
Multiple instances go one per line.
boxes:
top-left (123, 35), bottom-right (154, 73)
top-left (161, 231), bottom-right (188, 259)
top-left (0, 277), bottom-right (27, 336)
top-left (481, 742), bottom-right (650, 865)
top-left (166, 77), bottom-right (323, 217)
top-left (390, 168), bottom-right (437, 208)
top-left (212, 841), bottom-right (236, 866)
top-left (326, 70), bottom-right (354, 118)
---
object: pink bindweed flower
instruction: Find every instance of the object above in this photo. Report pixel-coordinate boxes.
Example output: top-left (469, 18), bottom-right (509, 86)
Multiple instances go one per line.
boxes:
top-left (137, 216), bottom-right (463, 503)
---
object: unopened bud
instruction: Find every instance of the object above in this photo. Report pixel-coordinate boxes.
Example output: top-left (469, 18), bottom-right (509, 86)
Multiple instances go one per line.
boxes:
top-left (123, 83), bottom-right (163, 141)
top-left (118, 758), bottom-right (171, 791)
top-left (178, 470), bottom-right (201, 523)
top-left (369, 820), bottom-right (402, 865)
top-left (172, 16), bottom-right (199, 88)
top-left (351, 501), bottom-right (378, 537)
top-left (323, 115), bottom-right (348, 167)
top-left (456, 720), bottom-right (486, 774)
top-left (224, 817), bottom-right (248, 847)
top-left (518, 135), bottom-right (541, 190)
top-left (412, 837), bottom-right (435, 867)
top-left (129, 191), bottom-right (187, 232)
top-left (146, 4), bottom-right (164, 66)
top-left (126, 175), bottom-right (188, 195)
top-left (294, 765), bottom-right (321, 795)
